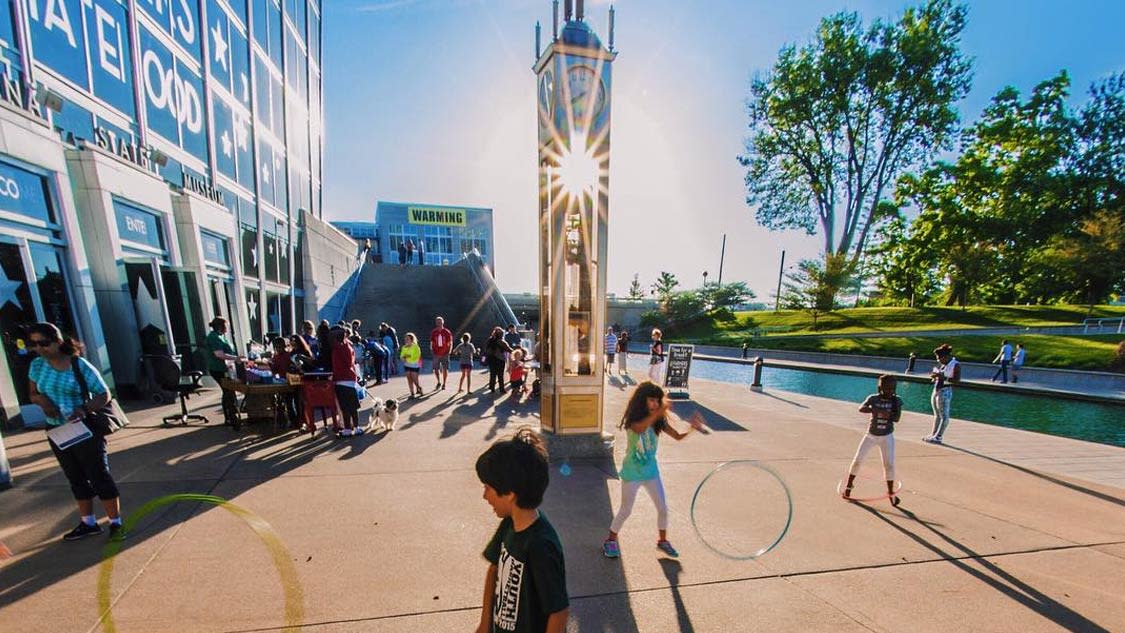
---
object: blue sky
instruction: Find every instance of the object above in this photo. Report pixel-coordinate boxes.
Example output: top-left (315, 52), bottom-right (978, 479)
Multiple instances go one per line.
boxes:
top-left (322, 0), bottom-right (1125, 297)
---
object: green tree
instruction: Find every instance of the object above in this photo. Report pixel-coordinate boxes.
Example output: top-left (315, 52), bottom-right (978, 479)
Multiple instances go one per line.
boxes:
top-left (628, 273), bottom-right (645, 300)
top-left (780, 256), bottom-right (855, 323)
top-left (739, 0), bottom-right (971, 304)
top-left (866, 212), bottom-right (940, 306)
top-left (651, 272), bottom-right (679, 307)
top-left (698, 282), bottom-right (756, 312)
top-left (899, 71), bottom-right (1124, 305)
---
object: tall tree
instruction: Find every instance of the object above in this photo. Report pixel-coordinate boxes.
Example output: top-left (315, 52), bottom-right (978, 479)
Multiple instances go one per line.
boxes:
top-left (866, 212), bottom-right (940, 306)
top-left (739, 0), bottom-right (972, 302)
top-left (628, 274), bottom-right (645, 300)
top-left (651, 272), bottom-right (679, 307)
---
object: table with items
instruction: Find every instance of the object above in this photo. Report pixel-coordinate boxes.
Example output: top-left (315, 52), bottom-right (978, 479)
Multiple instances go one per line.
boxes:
top-left (220, 378), bottom-right (297, 431)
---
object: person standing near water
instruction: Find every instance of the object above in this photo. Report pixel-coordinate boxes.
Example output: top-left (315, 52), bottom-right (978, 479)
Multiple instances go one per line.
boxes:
top-left (924, 344), bottom-right (960, 445)
top-left (1012, 343), bottom-right (1026, 383)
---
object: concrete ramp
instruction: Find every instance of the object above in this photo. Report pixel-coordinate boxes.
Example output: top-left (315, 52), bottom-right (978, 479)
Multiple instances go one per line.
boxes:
top-left (345, 253), bottom-right (518, 347)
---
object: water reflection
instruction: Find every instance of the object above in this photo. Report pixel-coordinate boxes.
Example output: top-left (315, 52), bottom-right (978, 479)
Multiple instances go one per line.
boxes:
top-left (679, 357), bottom-right (1125, 447)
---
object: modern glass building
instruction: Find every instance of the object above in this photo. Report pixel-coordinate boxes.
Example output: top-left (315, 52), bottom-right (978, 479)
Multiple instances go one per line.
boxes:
top-left (0, 0), bottom-right (331, 422)
top-left (373, 201), bottom-right (494, 270)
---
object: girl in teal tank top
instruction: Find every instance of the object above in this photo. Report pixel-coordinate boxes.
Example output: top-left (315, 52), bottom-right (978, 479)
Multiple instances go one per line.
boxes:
top-left (602, 381), bottom-right (705, 560)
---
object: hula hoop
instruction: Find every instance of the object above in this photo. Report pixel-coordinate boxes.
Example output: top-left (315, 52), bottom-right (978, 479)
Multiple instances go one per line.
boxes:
top-left (837, 476), bottom-right (902, 503)
top-left (96, 493), bottom-right (305, 633)
top-left (690, 460), bottom-right (793, 560)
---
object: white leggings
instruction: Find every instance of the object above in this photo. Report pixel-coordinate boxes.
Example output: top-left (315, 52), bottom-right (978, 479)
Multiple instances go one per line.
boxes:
top-left (610, 477), bottom-right (669, 533)
top-left (847, 433), bottom-right (896, 481)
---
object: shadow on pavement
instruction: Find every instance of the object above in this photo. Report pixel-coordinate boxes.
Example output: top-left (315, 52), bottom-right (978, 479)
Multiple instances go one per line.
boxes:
top-left (0, 397), bottom-right (351, 616)
top-left (659, 558), bottom-right (695, 632)
top-left (543, 457), bottom-right (640, 633)
top-left (941, 444), bottom-right (1125, 508)
top-left (669, 401), bottom-right (747, 433)
top-left (858, 503), bottom-right (1111, 632)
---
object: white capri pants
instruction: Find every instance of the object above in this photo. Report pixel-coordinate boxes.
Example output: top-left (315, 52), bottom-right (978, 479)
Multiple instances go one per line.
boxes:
top-left (610, 477), bottom-right (669, 532)
top-left (847, 433), bottom-right (896, 481)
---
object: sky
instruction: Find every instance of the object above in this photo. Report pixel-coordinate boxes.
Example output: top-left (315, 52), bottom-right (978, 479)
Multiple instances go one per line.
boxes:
top-left (322, 0), bottom-right (1125, 298)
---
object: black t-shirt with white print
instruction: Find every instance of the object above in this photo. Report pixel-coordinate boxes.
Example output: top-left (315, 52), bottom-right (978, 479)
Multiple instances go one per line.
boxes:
top-left (483, 513), bottom-right (568, 633)
top-left (861, 393), bottom-right (902, 436)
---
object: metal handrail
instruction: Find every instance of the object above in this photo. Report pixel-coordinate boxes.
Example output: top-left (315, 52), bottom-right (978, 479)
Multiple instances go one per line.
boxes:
top-left (325, 247), bottom-right (369, 324)
top-left (1082, 317), bottom-right (1125, 334)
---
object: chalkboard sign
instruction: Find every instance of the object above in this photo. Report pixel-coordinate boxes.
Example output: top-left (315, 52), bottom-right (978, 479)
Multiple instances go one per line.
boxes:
top-left (663, 344), bottom-right (694, 393)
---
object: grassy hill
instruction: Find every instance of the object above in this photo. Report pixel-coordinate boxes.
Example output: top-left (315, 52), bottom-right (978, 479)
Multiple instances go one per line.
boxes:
top-left (665, 305), bottom-right (1125, 371)
top-left (676, 305), bottom-right (1125, 342)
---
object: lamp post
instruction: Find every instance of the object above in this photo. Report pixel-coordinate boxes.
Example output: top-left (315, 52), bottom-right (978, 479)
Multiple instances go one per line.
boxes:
top-left (702, 270), bottom-right (708, 287)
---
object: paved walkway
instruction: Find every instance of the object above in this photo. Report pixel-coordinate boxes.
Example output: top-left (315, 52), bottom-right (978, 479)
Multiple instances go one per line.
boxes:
top-left (1, 371), bottom-right (1123, 632)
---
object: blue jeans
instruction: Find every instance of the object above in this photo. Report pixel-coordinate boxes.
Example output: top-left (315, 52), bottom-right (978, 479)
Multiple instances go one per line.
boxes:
top-left (929, 387), bottom-right (953, 440)
top-left (992, 360), bottom-right (1009, 383)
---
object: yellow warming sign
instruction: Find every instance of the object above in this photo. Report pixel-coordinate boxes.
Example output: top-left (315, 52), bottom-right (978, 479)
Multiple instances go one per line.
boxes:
top-left (559, 394), bottom-right (600, 430)
top-left (407, 207), bottom-right (467, 227)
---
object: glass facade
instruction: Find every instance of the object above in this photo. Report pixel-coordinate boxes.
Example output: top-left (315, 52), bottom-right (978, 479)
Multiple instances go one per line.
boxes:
top-left (15, 0), bottom-right (323, 339)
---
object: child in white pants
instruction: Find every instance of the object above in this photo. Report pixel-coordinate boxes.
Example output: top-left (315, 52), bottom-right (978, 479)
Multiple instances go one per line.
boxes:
top-left (602, 381), bottom-right (704, 559)
top-left (843, 374), bottom-right (902, 506)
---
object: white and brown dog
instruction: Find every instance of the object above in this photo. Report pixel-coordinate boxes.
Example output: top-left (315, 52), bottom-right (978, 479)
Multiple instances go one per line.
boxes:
top-left (364, 397), bottom-right (399, 432)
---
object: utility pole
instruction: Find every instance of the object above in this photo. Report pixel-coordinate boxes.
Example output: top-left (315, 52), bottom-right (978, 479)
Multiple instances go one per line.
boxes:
top-left (774, 249), bottom-right (786, 311)
top-left (717, 234), bottom-right (726, 286)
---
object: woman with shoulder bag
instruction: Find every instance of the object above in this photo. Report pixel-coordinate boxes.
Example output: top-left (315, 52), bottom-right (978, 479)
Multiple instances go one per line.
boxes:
top-left (26, 322), bottom-right (126, 542)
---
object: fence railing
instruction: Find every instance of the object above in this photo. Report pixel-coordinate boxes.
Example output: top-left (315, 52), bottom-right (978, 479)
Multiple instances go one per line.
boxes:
top-left (1082, 317), bottom-right (1125, 334)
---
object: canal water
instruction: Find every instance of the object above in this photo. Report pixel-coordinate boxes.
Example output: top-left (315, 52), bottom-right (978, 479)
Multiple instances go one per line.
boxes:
top-left (648, 355), bottom-right (1124, 448)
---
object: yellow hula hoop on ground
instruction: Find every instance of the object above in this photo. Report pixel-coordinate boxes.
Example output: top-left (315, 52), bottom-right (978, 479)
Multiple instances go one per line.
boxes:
top-left (96, 493), bottom-right (304, 633)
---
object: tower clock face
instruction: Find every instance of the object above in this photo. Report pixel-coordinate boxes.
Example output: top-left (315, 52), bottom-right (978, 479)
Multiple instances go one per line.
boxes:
top-left (539, 70), bottom-right (555, 114)
top-left (566, 65), bottom-right (606, 124)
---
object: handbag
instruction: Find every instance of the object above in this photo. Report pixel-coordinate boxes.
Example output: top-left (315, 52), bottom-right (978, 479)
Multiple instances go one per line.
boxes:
top-left (71, 358), bottom-right (125, 436)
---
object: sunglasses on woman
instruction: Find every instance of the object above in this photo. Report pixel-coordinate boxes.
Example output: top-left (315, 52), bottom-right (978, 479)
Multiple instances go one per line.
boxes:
top-left (26, 338), bottom-right (55, 348)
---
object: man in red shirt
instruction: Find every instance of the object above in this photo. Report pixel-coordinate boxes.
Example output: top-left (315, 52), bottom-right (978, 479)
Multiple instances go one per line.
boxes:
top-left (430, 316), bottom-right (454, 391)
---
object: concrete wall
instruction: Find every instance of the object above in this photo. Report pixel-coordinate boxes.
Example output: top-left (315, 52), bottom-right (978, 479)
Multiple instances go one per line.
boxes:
top-left (301, 210), bottom-right (359, 322)
top-left (504, 294), bottom-right (657, 333)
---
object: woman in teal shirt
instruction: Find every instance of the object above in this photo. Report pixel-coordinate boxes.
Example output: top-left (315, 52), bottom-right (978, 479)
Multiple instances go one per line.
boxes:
top-left (26, 322), bottom-right (124, 541)
top-left (601, 381), bottom-right (703, 559)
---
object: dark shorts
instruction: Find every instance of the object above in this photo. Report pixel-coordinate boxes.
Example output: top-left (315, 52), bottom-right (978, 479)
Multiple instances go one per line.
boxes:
top-left (334, 384), bottom-right (360, 413)
top-left (459, 362), bottom-right (474, 371)
top-left (606, 353), bottom-right (616, 362)
top-left (509, 379), bottom-right (525, 389)
top-left (404, 366), bottom-right (420, 373)
top-left (433, 355), bottom-right (449, 370)
top-left (49, 434), bottom-right (119, 501)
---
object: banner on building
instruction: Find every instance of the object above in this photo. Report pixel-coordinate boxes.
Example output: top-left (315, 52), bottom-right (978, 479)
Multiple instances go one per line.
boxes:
top-left (407, 206), bottom-right (466, 227)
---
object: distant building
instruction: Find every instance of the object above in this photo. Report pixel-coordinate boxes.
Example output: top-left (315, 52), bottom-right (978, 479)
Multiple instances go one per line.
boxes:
top-left (331, 222), bottom-right (379, 242)
top-left (374, 202), bottom-right (494, 270)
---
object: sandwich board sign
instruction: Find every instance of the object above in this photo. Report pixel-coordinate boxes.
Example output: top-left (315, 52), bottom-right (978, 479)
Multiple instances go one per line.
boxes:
top-left (663, 344), bottom-right (694, 399)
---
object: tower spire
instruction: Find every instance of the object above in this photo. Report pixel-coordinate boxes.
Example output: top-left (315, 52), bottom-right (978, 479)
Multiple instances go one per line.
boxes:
top-left (552, 0), bottom-right (559, 39)
top-left (576, 0), bottom-right (584, 21)
top-left (563, 0), bottom-right (572, 22)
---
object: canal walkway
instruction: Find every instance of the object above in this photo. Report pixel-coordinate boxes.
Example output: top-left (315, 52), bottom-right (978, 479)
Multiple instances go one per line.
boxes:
top-left (1, 372), bottom-right (1122, 632)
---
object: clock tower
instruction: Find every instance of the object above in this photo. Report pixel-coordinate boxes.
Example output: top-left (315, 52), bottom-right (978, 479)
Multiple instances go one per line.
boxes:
top-left (534, 0), bottom-right (617, 454)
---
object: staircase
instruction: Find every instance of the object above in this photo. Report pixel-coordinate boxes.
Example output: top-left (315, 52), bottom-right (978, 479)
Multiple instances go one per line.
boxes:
top-left (344, 254), bottom-right (519, 348)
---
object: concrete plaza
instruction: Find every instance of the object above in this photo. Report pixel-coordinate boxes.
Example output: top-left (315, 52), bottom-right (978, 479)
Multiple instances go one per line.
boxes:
top-left (1, 370), bottom-right (1123, 632)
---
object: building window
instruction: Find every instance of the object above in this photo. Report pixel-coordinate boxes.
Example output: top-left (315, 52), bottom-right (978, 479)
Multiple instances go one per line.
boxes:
top-left (113, 199), bottom-right (168, 259)
top-left (200, 230), bottom-right (231, 270)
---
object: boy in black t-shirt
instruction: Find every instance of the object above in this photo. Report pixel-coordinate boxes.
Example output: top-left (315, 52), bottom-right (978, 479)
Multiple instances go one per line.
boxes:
top-left (843, 375), bottom-right (903, 506)
top-left (476, 427), bottom-right (569, 633)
